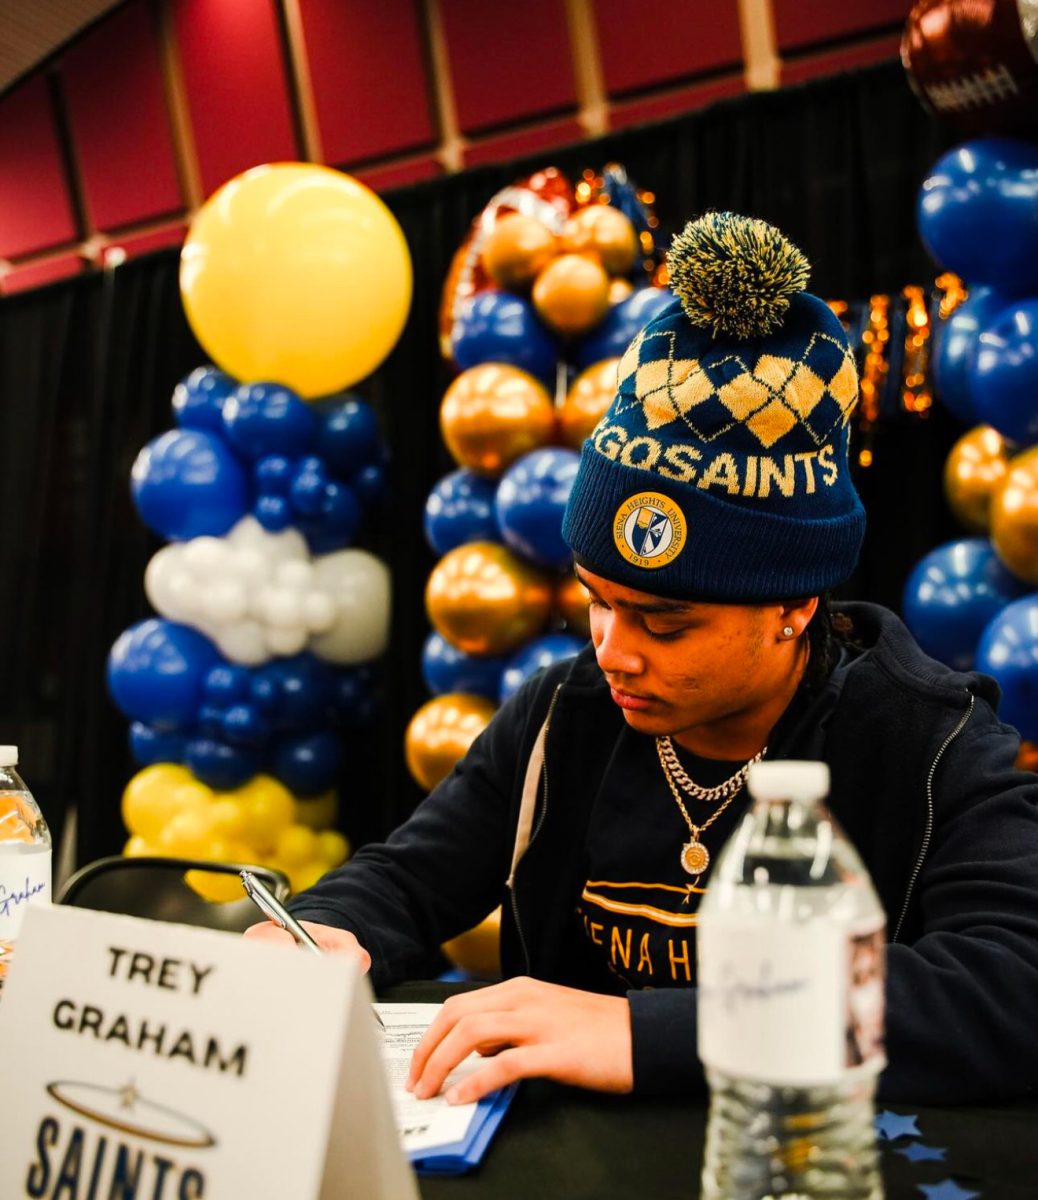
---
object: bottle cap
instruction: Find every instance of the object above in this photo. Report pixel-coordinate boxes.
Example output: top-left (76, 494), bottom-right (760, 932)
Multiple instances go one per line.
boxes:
top-left (747, 760), bottom-right (829, 803)
top-left (0, 745), bottom-right (18, 767)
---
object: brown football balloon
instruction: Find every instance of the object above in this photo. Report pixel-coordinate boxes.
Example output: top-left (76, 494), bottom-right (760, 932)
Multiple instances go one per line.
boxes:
top-left (404, 693), bottom-right (497, 792)
top-left (532, 253), bottom-right (611, 337)
top-left (481, 213), bottom-right (558, 289)
top-left (440, 364), bottom-right (555, 477)
top-left (558, 358), bottom-right (620, 449)
top-left (555, 573), bottom-right (592, 639)
top-left (562, 205), bottom-right (639, 275)
top-left (426, 541), bottom-right (554, 655)
top-left (990, 448), bottom-right (1038, 584)
top-left (944, 425), bottom-right (1013, 533)
top-left (902, 0), bottom-right (1038, 137)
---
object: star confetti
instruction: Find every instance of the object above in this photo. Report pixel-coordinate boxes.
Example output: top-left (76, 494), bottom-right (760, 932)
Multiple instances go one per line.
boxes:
top-left (874, 1110), bottom-right (922, 1141)
top-left (917, 1181), bottom-right (979, 1200)
top-left (897, 1143), bottom-right (947, 1164)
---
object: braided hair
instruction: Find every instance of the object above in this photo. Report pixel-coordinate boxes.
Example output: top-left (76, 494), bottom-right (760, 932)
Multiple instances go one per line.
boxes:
top-left (802, 593), bottom-right (856, 693)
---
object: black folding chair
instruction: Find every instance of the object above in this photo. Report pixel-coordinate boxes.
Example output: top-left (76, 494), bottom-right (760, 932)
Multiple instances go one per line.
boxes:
top-left (57, 856), bottom-right (291, 934)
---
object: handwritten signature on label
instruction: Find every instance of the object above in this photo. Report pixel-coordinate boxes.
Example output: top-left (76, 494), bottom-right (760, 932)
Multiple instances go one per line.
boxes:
top-left (0, 877), bottom-right (47, 919)
top-left (701, 959), bottom-right (808, 1018)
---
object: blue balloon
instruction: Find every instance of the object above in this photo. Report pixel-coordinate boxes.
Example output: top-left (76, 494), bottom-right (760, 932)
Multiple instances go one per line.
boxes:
top-left (330, 669), bottom-right (376, 727)
top-left (932, 287), bottom-right (1010, 424)
top-left (350, 462), bottom-right (386, 509)
top-left (172, 366), bottom-right (237, 432)
top-left (290, 456), bottom-right (329, 517)
top-left (222, 382), bottom-right (317, 461)
top-left (495, 448), bottom-right (580, 570)
top-left (221, 703), bottom-right (270, 748)
top-left (131, 429), bottom-right (249, 541)
top-left (976, 596), bottom-right (1038, 740)
top-left (316, 398), bottom-right (380, 477)
top-left (422, 633), bottom-right (507, 700)
top-left (299, 482), bottom-right (361, 554)
top-left (424, 470), bottom-right (500, 556)
top-left (129, 723), bottom-right (187, 767)
top-left (254, 454), bottom-right (294, 495)
top-left (902, 538), bottom-right (1028, 671)
top-left (251, 655), bottom-right (334, 729)
top-left (271, 731), bottom-right (342, 795)
top-left (499, 634), bottom-right (585, 704)
top-left (185, 737), bottom-right (260, 790)
top-left (574, 288), bottom-right (674, 368)
top-left (203, 664), bottom-right (251, 703)
top-left (971, 299), bottom-right (1038, 446)
top-left (917, 139), bottom-right (1038, 293)
top-left (254, 493), bottom-right (292, 532)
top-left (107, 619), bottom-right (221, 728)
top-left (451, 290), bottom-right (559, 382)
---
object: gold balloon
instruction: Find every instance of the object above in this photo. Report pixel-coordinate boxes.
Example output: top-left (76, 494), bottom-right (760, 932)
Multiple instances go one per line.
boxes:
top-left (481, 213), bottom-right (557, 289)
top-left (405, 693), bottom-right (497, 792)
top-left (558, 357), bottom-right (620, 449)
top-left (991, 448), bottom-right (1038, 584)
top-left (426, 541), bottom-right (553, 655)
top-left (944, 425), bottom-right (1012, 533)
top-left (440, 364), bottom-right (555, 476)
top-left (532, 253), bottom-right (611, 337)
top-left (562, 206), bottom-right (639, 275)
top-left (443, 907), bottom-right (502, 979)
top-left (555, 573), bottom-right (592, 638)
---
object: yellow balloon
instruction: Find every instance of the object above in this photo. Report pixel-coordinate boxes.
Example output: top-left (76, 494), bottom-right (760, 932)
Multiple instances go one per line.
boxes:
top-left (122, 764), bottom-right (207, 840)
top-left (185, 870), bottom-right (247, 904)
top-left (287, 859), bottom-right (328, 895)
top-left (123, 835), bottom-right (153, 858)
top-left (156, 806), bottom-right (217, 858)
top-left (180, 163), bottom-right (413, 397)
top-left (443, 907), bottom-right (502, 979)
top-left (275, 823), bottom-right (321, 868)
top-left (405, 693), bottom-right (497, 792)
top-left (228, 774), bottom-right (296, 853)
top-left (294, 789), bottom-right (339, 830)
top-left (316, 829), bottom-right (351, 868)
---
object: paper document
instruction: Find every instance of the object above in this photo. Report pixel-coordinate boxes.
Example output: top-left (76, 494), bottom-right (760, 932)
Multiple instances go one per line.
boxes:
top-left (374, 1002), bottom-right (516, 1174)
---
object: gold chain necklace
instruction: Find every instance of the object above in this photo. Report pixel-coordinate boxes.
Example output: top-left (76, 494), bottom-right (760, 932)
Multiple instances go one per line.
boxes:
top-left (655, 737), bottom-right (766, 875)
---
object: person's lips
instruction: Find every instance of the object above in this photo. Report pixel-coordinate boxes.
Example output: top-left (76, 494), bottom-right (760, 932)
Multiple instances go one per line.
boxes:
top-left (609, 688), bottom-right (656, 712)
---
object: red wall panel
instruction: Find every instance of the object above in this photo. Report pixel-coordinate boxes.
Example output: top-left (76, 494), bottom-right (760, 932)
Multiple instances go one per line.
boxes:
top-left (171, 0), bottom-right (298, 198)
top-left (356, 156), bottom-right (442, 194)
top-left (103, 223), bottom-right (188, 265)
top-left (301, 0), bottom-right (434, 166)
top-left (773, 0), bottom-right (910, 52)
top-left (594, 0), bottom-right (743, 96)
top-left (609, 74), bottom-right (744, 130)
top-left (780, 36), bottom-right (902, 86)
top-left (61, 2), bottom-right (183, 232)
top-left (462, 117), bottom-right (584, 168)
top-left (440, 0), bottom-right (577, 134)
top-left (0, 78), bottom-right (78, 259)
top-left (1, 254), bottom-right (83, 295)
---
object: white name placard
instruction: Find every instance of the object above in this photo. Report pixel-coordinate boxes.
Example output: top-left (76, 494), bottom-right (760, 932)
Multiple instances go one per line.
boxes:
top-left (0, 904), bottom-right (418, 1199)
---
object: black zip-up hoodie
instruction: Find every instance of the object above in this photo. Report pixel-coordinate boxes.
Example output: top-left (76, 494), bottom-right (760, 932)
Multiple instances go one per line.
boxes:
top-left (289, 603), bottom-right (1038, 1103)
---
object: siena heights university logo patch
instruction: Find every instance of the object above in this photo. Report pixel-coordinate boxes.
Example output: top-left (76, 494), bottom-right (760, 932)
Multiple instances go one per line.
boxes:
top-left (614, 492), bottom-right (686, 568)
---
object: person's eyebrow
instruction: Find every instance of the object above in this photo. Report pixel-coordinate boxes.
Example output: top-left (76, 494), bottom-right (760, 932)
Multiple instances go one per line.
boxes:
top-left (574, 568), bottom-right (695, 616)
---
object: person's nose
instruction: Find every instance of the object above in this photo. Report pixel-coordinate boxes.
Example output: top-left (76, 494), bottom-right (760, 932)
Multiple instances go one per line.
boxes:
top-left (593, 612), bottom-right (644, 679)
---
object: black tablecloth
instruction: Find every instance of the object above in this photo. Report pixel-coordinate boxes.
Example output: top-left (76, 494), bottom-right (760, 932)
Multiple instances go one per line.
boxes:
top-left (384, 985), bottom-right (1038, 1200)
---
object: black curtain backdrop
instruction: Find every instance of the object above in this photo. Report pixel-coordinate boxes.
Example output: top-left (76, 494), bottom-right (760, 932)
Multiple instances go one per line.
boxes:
top-left (0, 62), bottom-right (959, 869)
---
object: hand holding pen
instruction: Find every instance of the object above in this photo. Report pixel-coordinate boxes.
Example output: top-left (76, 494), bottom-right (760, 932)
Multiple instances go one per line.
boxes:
top-left (240, 869), bottom-right (384, 1030)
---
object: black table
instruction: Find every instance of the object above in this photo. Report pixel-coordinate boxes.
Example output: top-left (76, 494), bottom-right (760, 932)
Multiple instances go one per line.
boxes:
top-left (386, 985), bottom-right (1038, 1200)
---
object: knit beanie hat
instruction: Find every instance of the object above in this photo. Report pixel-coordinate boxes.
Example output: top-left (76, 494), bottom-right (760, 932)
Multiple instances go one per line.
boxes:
top-left (562, 212), bottom-right (865, 601)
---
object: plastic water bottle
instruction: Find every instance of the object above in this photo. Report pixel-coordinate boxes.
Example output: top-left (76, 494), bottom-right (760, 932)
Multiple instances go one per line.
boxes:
top-left (697, 761), bottom-right (885, 1200)
top-left (0, 747), bottom-right (51, 990)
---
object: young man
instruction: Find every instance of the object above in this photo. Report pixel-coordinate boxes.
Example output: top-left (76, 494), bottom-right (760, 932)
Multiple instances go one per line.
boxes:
top-left (247, 214), bottom-right (1038, 1107)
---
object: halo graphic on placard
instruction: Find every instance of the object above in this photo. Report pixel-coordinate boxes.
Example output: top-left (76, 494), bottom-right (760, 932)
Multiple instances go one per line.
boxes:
top-left (47, 1080), bottom-right (217, 1149)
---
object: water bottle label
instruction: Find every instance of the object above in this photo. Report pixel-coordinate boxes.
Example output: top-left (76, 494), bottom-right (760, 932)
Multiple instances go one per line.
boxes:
top-left (0, 851), bottom-right (52, 940)
top-left (697, 916), bottom-right (886, 1086)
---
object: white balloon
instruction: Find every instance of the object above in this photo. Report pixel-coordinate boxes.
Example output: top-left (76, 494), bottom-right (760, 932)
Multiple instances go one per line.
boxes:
top-left (144, 545), bottom-right (182, 616)
top-left (303, 590), bottom-right (336, 633)
top-left (225, 515), bottom-right (268, 551)
top-left (168, 569), bottom-right (202, 618)
top-left (228, 548), bottom-right (269, 588)
top-left (214, 619), bottom-right (269, 665)
top-left (276, 560), bottom-right (315, 590)
top-left (264, 588), bottom-right (304, 630)
top-left (310, 550), bottom-right (391, 664)
top-left (203, 580), bottom-right (248, 623)
top-left (182, 537), bottom-right (226, 575)
top-left (265, 624), bottom-right (308, 657)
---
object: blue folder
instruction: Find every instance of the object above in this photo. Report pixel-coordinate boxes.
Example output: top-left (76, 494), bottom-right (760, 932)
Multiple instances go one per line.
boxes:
top-left (411, 1083), bottom-right (518, 1176)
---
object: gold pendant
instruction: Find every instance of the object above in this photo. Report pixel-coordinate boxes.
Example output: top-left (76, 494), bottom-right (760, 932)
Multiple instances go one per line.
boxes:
top-left (681, 839), bottom-right (710, 875)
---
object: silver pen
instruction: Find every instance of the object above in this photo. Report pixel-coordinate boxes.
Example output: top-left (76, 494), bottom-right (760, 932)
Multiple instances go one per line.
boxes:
top-left (240, 869), bottom-right (385, 1031)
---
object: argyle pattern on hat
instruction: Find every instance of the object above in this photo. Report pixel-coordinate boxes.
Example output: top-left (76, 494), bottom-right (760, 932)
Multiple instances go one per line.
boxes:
top-left (614, 323), bottom-right (858, 451)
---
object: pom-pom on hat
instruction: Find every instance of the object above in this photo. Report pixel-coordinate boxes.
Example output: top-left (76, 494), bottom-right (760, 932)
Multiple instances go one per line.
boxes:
top-left (562, 212), bottom-right (865, 601)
